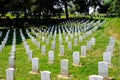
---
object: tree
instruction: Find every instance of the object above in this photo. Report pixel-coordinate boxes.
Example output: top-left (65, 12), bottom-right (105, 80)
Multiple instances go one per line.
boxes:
top-left (63, 0), bottom-right (69, 19)
top-left (0, 0), bottom-right (14, 15)
top-left (108, 0), bottom-right (120, 16)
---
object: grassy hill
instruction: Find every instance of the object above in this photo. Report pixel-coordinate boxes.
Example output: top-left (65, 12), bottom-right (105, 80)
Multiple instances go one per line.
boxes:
top-left (0, 18), bottom-right (120, 80)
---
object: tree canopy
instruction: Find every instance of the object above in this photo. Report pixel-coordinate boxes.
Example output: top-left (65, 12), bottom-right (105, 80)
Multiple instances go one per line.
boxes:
top-left (0, 0), bottom-right (119, 19)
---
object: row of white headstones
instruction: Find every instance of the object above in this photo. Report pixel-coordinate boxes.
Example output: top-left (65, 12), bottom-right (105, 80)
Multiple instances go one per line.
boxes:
top-left (3, 20), bottom-right (110, 80)
top-left (89, 37), bottom-right (115, 80)
top-left (27, 20), bottom-right (104, 52)
top-left (6, 29), bottom-right (16, 80)
top-left (0, 30), bottom-right (10, 53)
top-left (38, 20), bottom-right (103, 39)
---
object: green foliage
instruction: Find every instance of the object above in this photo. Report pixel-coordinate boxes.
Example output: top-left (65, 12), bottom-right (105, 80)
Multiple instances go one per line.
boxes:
top-left (103, 0), bottom-right (112, 5)
top-left (108, 0), bottom-right (120, 15)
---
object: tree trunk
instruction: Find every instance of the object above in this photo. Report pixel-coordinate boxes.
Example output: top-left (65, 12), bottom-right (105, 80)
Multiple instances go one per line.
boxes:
top-left (64, 0), bottom-right (69, 19)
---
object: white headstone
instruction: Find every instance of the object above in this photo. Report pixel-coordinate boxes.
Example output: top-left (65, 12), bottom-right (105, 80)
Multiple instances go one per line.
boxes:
top-left (61, 59), bottom-right (69, 77)
top-left (91, 37), bottom-right (95, 45)
top-left (26, 45), bottom-right (30, 54)
top-left (65, 36), bottom-right (69, 42)
top-left (42, 36), bottom-right (45, 42)
top-left (41, 46), bottom-right (46, 54)
top-left (98, 61), bottom-right (108, 79)
top-left (12, 45), bottom-right (16, 52)
top-left (6, 68), bottom-right (15, 80)
top-left (89, 75), bottom-right (103, 80)
top-left (70, 34), bottom-right (73, 39)
top-left (103, 52), bottom-right (111, 65)
top-left (32, 58), bottom-right (39, 73)
top-left (28, 50), bottom-right (33, 60)
top-left (81, 46), bottom-right (87, 57)
top-left (0, 45), bottom-right (2, 52)
top-left (87, 41), bottom-right (92, 50)
top-left (109, 37), bottom-right (115, 47)
top-left (34, 38), bottom-right (37, 44)
top-left (60, 45), bottom-right (64, 56)
top-left (48, 51), bottom-right (54, 63)
top-left (10, 48), bottom-right (15, 55)
top-left (2, 41), bottom-right (5, 48)
top-left (9, 56), bottom-right (15, 68)
top-left (106, 45), bottom-right (113, 57)
top-left (37, 42), bottom-right (40, 48)
top-left (51, 41), bottom-right (56, 49)
top-left (73, 52), bottom-right (80, 66)
top-left (41, 71), bottom-right (51, 80)
top-left (79, 36), bottom-right (83, 42)
top-left (74, 38), bottom-right (78, 46)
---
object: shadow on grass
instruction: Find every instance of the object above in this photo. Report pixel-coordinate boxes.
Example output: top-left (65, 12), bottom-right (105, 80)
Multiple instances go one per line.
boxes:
top-left (0, 29), bottom-right (30, 46)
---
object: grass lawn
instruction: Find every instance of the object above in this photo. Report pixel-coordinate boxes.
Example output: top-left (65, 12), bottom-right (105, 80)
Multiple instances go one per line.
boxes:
top-left (0, 17), bottom-right (120, 80)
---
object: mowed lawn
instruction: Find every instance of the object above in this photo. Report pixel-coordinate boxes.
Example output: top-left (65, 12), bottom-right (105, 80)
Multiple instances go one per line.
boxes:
top-left (0, 18), bottom-right (120, 80)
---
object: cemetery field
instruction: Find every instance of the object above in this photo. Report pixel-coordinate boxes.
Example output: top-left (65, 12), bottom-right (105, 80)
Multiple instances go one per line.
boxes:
top-left (0, 18), bottom-right (120, 80)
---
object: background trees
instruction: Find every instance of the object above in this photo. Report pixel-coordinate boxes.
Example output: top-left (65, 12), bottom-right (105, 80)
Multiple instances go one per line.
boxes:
top-left (0, 0), bottom-right (120, 19)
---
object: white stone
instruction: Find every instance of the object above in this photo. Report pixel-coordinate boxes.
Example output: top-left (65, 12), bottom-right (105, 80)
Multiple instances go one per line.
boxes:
top-left (25, 45), bottom-right (30, 54)
top-left (32, 58), bottom-right (39, 72)
top-left (73, 52), bottom-right (80, 66)
top-left (34, 38), bottom-right (37, 44)
top-left (6, 68), bottom-right (15, 80)
top-left (37, 42), bottom-right (40, 48)
top-left (41, 46), bottom-right (46, 54)
top-left (79, 36), bottom-right (83, 42)
top-left (48, 51), bottom-right (54, 63)
top-left (51, 41), bottom-right (56, 49)
top-left (98, 61), bottom-right (108, 78)
top-left (106, 45), bottom-right (113, 57)
top-left (74, 38), bottom-right (78, 46)
top-left (103, 52), bottom-right (111, 65)
top-left (9, 56), bottom-right (15, 68)
top-left (10, 50), bottom-right (15, 58)
top-left (28, 50), bottom-right (33, 60)
top-left (109, 37), bottom-right (115, 46)
top-left (60, 45), bottom-right (64, 56)
top-left (89, 75), bottom-right (103, 80)
top-left (2, 41), bottom-right (5, 48)
top-left (42, 36), bottom-right (45, 42)
top-left (70, 34), bottom-right (73, 39)
top-left (65, 36), bottom-right (69, 42)
top-left (91, 37), bottom-right (95, 45)
top-left (12, 45), bottom-right (16, 51)
top-left (81, 46), bottom-right (87, 57)
top-left (87, 41), bottom-right (92, 50)
top-left (0, 45), bottom-right (2, 52)
top-left (61, 59), bottom-right (69, 76)
top-left (110, 37), bottom-right (115, 41)
top-left (109, 40), bottom-right (115, 47)
top-left (41, 71), bottom-right (51, 80)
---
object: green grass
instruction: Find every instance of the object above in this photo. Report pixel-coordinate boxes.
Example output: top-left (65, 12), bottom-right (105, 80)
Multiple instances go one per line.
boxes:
top-left (0, 17), bottom-right (120, 80)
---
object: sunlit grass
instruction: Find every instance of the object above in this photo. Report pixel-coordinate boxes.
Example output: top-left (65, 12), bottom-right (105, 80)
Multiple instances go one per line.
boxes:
top-left (0, 18), bottom-right (120, 80)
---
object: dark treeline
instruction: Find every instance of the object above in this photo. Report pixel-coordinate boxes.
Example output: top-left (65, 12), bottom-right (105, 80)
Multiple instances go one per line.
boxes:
top-left (0, 0), bottom-right (120, 27)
